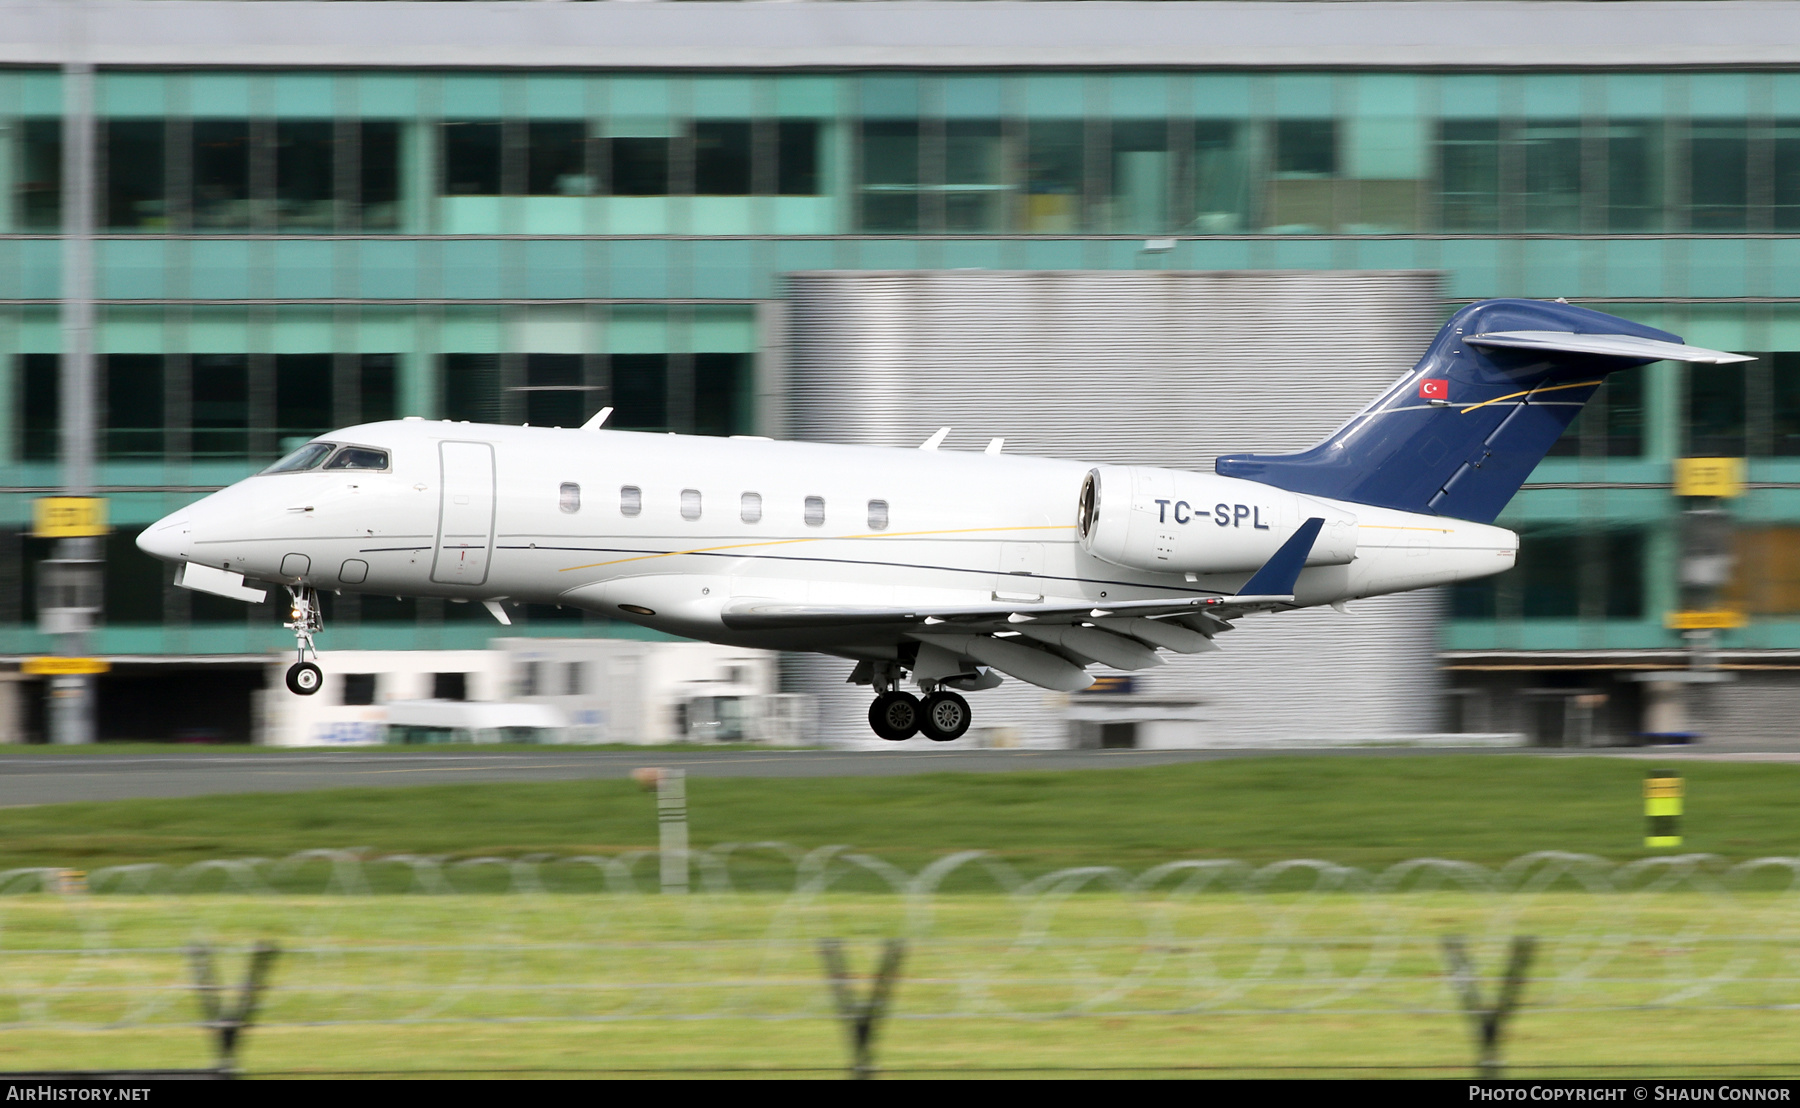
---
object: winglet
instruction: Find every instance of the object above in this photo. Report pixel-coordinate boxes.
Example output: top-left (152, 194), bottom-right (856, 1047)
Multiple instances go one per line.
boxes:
top-left (580, 406), bottom-right (614, 431)
top-left (920, 427), bottom-right (950, 450)
top-left (1238, 517), bottom-right (1325, 597)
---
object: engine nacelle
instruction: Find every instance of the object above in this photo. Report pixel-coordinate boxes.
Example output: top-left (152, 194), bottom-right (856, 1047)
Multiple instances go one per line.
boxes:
top-left (1076, 465), bottom-right (1358, 575)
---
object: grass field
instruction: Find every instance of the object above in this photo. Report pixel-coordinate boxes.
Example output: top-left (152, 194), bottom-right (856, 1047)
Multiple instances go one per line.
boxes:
top-left (2, 892), bottom-right (1798, 1078)
top-left (0, 754), bottom-right (1793, 876)
top-left (2, 754), bottom-right (1798, 1076)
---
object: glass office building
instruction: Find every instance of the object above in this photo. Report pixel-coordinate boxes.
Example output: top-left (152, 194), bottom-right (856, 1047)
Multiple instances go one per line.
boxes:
top-left (5, 1), bottom-right (1799, 742)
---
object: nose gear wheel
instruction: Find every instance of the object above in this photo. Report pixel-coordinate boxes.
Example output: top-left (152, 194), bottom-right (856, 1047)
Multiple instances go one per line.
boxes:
top-left (285, 661), bottom-right (322, 696)
top-left (283, 585), bottom-right (325, 696)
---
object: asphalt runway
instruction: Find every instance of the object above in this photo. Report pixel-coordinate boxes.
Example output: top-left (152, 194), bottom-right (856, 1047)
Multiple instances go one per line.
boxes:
top-left (0, 745), bottom-right (1547, 806)
top-left (0, 743), bottom-right (1783, 806)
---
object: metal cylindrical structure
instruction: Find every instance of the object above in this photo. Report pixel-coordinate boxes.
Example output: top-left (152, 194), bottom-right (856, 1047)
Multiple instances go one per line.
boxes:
top-left (786, 269), bottom-right (1445, 748)
top-left (53, 59), bottom-right (98, 745)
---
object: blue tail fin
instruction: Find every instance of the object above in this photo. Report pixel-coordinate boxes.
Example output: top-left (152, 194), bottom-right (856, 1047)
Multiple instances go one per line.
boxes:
top-left (1215, 300), bottom-right (1684, 523)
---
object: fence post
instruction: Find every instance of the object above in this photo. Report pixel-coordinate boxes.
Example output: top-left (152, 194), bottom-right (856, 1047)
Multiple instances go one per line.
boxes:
top-left (188, 942), bottom-right (280, 1077)
top-left (1442, 935), bottom-right (1536, 1079)
top-left (658, 767), bottom-right (688, 894)
top-left (818, 938), bottom-right (906, 1080)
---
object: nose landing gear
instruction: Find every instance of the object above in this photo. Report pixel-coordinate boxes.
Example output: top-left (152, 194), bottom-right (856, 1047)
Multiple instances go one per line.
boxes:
top-left (283, 585), bottom-right (324, 697)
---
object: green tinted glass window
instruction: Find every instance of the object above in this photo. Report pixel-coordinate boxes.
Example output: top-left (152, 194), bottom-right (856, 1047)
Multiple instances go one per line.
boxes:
top-left (1023, 120), bottom-right (1083, 233)
top-left (860, 121), bottom-right (920, 232)
top-left (192, 121), bottom-right (252, 231)
top-left (275, 121), bottom-right (334, 231)
top-left (105, 354), bottom-right (164, 459)
top-left (945, 119), bottom-right (1005, 233)
top-left (1108, 120), bottom-right (1169, 234)
top-left (1521, 121), bottom-right (1582, 232)
top-left (105, 120), bottom-right (166, 232)
top-left (1688, 361), bottom-right (1748, 456)
top-left (1438, 121), bottom-right (1500, 231)
top-left (1689, 122), bottom-right (1749, 230)
top-left (1606, 121), bottom-right (1663, 232)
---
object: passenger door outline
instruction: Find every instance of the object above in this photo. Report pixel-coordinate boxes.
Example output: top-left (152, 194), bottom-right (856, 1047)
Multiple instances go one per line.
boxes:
top-left (431, 440), bottom-right (497, 587)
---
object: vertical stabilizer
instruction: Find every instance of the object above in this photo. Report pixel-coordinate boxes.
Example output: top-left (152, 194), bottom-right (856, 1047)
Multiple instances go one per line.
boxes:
top-left (1215, 300), bottom-right (1749, 523)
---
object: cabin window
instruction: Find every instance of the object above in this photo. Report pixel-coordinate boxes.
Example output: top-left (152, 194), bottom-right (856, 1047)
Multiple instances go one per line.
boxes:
top-left (804, 495), bottom-right (825, 527)
top-left (741, 491), bottom-right (762, 523)
top-left (681, 488), bottom-right (702, 520)
top-left (559, 482), bottom-right (580, 513)
top-left (867, 499), bottom-right (889, 531)
top-left (322, 446), bottom-right (389, 471)
top-left (620, 485), bottom-right (642, 516)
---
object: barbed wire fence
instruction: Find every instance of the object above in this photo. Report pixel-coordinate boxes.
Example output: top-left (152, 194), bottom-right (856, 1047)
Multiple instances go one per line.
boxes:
top-left (2, 848), bottom-right (1800, 1077)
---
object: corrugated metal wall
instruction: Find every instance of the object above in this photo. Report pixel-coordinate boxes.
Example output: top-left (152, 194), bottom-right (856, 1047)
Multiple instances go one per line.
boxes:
top-left (785, 269), bottom-right (1448, 749)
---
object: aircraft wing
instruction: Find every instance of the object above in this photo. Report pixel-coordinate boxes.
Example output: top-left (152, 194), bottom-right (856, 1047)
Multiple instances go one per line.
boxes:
top-left (720, 517), bottom-right (1323, 633)
top-left (717, 591), bottom-right (1293, 632)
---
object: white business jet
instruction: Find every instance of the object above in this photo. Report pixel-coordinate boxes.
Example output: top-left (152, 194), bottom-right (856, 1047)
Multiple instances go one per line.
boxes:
top-left (137, 299), bottom-right (1749, 742)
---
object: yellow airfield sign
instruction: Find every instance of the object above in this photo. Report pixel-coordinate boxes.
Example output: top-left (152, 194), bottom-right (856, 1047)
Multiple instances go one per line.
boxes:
top-left (31, 497), bottom-right (109, 538)
top-left (22, 657), bottom-right (110, 676)
top-left (1665, 610), bottom-right (1747, 631)
top-left (1673, 457), bottom-right (1745, 498)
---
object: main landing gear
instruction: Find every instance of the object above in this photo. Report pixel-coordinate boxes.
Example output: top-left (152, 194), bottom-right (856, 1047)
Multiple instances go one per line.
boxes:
top-left (866, 664), bottom-right (974, 742)
top-left (283, 585), bottom-right (324, 696)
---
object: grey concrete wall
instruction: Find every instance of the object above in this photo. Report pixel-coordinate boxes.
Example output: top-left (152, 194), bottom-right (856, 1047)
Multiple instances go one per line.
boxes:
top-left (784, 268), bottom-right (1446, 749)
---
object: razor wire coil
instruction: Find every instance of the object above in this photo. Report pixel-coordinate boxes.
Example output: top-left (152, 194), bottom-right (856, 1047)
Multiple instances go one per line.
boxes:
top-left (0, 848), bottom-right (1798, 1029)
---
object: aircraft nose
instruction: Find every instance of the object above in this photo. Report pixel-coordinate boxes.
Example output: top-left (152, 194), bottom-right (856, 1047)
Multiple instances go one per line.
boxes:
top-left (136, 513), bottom-right (193, 563)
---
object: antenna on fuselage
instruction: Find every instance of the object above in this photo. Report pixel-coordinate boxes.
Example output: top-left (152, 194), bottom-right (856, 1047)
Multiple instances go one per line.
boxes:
top-left (580, 407), bottom-right (614, 431)
top-left (919, 427), bottom-right (950, 450)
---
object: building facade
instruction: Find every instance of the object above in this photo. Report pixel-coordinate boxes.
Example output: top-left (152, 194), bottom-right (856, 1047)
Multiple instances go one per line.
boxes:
top-left (3, 1), bottom-right (1799, 743)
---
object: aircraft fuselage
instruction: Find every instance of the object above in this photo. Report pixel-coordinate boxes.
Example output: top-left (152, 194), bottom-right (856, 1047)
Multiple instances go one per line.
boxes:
top-left (139, 418), bottom-right (1515, 663)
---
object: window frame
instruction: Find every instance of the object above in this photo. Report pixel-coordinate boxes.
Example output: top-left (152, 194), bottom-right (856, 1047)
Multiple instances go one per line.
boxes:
top-left (320, 444), bottom-right (392, 473)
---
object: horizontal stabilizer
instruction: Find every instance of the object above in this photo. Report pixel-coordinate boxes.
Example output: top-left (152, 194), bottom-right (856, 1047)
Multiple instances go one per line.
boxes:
top-left (1465, 331), bottom-right (1753, 365)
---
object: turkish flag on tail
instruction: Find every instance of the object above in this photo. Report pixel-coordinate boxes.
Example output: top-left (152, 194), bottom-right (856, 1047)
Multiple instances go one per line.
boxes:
top-left (1419, 379), bottom-right (1449, 400)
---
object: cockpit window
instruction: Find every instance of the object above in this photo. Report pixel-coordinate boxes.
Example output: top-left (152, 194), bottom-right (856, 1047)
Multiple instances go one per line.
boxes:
top-left (322, 446), bottom-right (390, 471)
top-left (261, 442), bottom-right (335, 474)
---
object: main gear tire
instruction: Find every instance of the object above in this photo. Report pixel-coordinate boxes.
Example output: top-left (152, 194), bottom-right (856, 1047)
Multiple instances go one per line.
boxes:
top-left (868, 691), bottom-right (921, 741)
top-left (286, 661), bottom-right (323, 696)
top-left (919, 690), bottom-right (972, 742)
